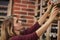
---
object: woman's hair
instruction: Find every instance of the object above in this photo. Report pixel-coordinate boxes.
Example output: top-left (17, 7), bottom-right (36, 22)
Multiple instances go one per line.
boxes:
top-left (1, 16), bottom-right (14, 40)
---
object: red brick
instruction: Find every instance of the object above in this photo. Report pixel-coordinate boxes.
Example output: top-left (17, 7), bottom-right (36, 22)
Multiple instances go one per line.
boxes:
top-left (21, 1), bottom-right (28, 4)
top-left (28, 12), bottom-right (35, 16)
top-left (14, 0), bottom-right (21, 3)
top-left (21, 1), bottom-right (35, 5)
top-left (27, 1), bottom-right (35, 5)
top-left (22, 8), bottom-right (34, 12)
top-left (29, 0), bottom-right (36, 2)
top-left (14, 4), bottom-right (20, 6)
top-left (21, 7), bottom-right (26, 10)
top-left (28, 5), bottom-right (35, 9)
top-left (13, 12), bottom-right (20, 14)
top-left (21, 16), bottom-right (34, 19)
top-left (20, 12), bottom-right (27, 15)
top-left (14, 4), bottom-right (27, 8)
top-left (20, 5), bottom-right (27, 8)
top-left (13, 7), bottom-right (20, 10)
top-left (13, 11), bottom-right (27, 15)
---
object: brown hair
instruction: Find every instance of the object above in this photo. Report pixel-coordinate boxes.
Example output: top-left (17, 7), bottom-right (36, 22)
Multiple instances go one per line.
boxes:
top-left (1, 16), bottom-right (14, 40)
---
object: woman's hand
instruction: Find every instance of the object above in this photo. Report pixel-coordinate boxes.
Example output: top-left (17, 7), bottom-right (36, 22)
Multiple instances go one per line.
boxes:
top-left (46, 1), bottom-right (53, 12)
top-left (49, 6), bottom-right (59, 19)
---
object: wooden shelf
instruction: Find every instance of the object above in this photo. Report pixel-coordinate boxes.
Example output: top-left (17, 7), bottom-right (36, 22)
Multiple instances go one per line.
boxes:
top-left (0, 16), bottom-right (6, 18)
top-left (0, 5), bottom-right (8, 8)
top-left (0, 10), bottom-right (7, 13)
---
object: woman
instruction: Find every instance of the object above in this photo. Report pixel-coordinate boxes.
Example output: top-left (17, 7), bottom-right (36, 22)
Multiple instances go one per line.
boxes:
top-left (1, 2), bottom-right (59, 40)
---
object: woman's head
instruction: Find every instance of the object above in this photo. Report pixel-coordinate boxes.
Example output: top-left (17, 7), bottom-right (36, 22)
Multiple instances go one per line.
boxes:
top-left (13, 16), bottom-right (24, 31)
top-left (1, 16), bottom-right (24, 40)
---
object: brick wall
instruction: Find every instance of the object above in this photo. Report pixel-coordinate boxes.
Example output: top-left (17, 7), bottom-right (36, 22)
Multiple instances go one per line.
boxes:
top-left (13, 0), bottom-right (36, 28)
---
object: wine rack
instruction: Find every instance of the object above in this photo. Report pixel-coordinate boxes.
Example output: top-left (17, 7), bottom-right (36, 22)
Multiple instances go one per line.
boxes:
top-left (35, 0), bottom-right (60, 40)
top-left (0, 0), bottom-right (12, 40)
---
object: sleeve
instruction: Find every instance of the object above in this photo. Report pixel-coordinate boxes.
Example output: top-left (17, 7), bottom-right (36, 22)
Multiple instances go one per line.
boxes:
top-left (10, 32), bottom-right (39, 40)
top-left (21, 22), bottom-right (41, 35)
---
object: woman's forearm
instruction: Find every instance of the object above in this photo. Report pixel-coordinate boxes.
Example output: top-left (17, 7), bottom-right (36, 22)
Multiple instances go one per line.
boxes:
top-left (36, 5), bottom-right (59, 37)
top-left (36, 18), bottom-right (53, 37)
top-left (38, 11), bottom-right (49, 25)
top-left (38, 2), bottom-right (52, 25)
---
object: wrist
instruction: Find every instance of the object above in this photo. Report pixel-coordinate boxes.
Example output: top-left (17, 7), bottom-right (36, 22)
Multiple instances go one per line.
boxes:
top-left (45, 11), bottom-right (50, 15)
top-left (46, 10), bottom-right (50, 13)
top-left (49, 17), bottom-right (55, 22)
top-left (46, 18), bottom-right (53, 24)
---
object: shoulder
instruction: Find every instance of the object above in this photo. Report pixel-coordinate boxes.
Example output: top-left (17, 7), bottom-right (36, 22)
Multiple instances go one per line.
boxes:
top-left (9, 32), bottom-right (39, 40)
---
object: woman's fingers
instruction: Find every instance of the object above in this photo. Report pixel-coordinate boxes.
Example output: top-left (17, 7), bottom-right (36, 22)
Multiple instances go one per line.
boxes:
top-left (49, 4), bottom-right (59, 19)
top-left (47, 1), bottom-right (51, 5)
top-left (50, 6), bottom-right (59, 16)
top-left (53, 5), bottom-right (57, 9)
top-left (46, 1), bottom-right (53, 12)
top-left (51, 6), bottom-right (58, 12)
top-left (47, 0), bottom-right (53, 6)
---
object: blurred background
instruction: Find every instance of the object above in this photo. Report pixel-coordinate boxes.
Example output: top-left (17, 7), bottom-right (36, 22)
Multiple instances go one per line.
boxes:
top-left (0, 0), bottom-right (60, 40)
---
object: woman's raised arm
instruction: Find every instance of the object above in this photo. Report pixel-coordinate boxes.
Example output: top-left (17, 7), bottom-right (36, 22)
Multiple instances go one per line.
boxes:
top-left (38, 1), bottom-right (52, 25)
top-left (36, 6), bottom-right (59, 37)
